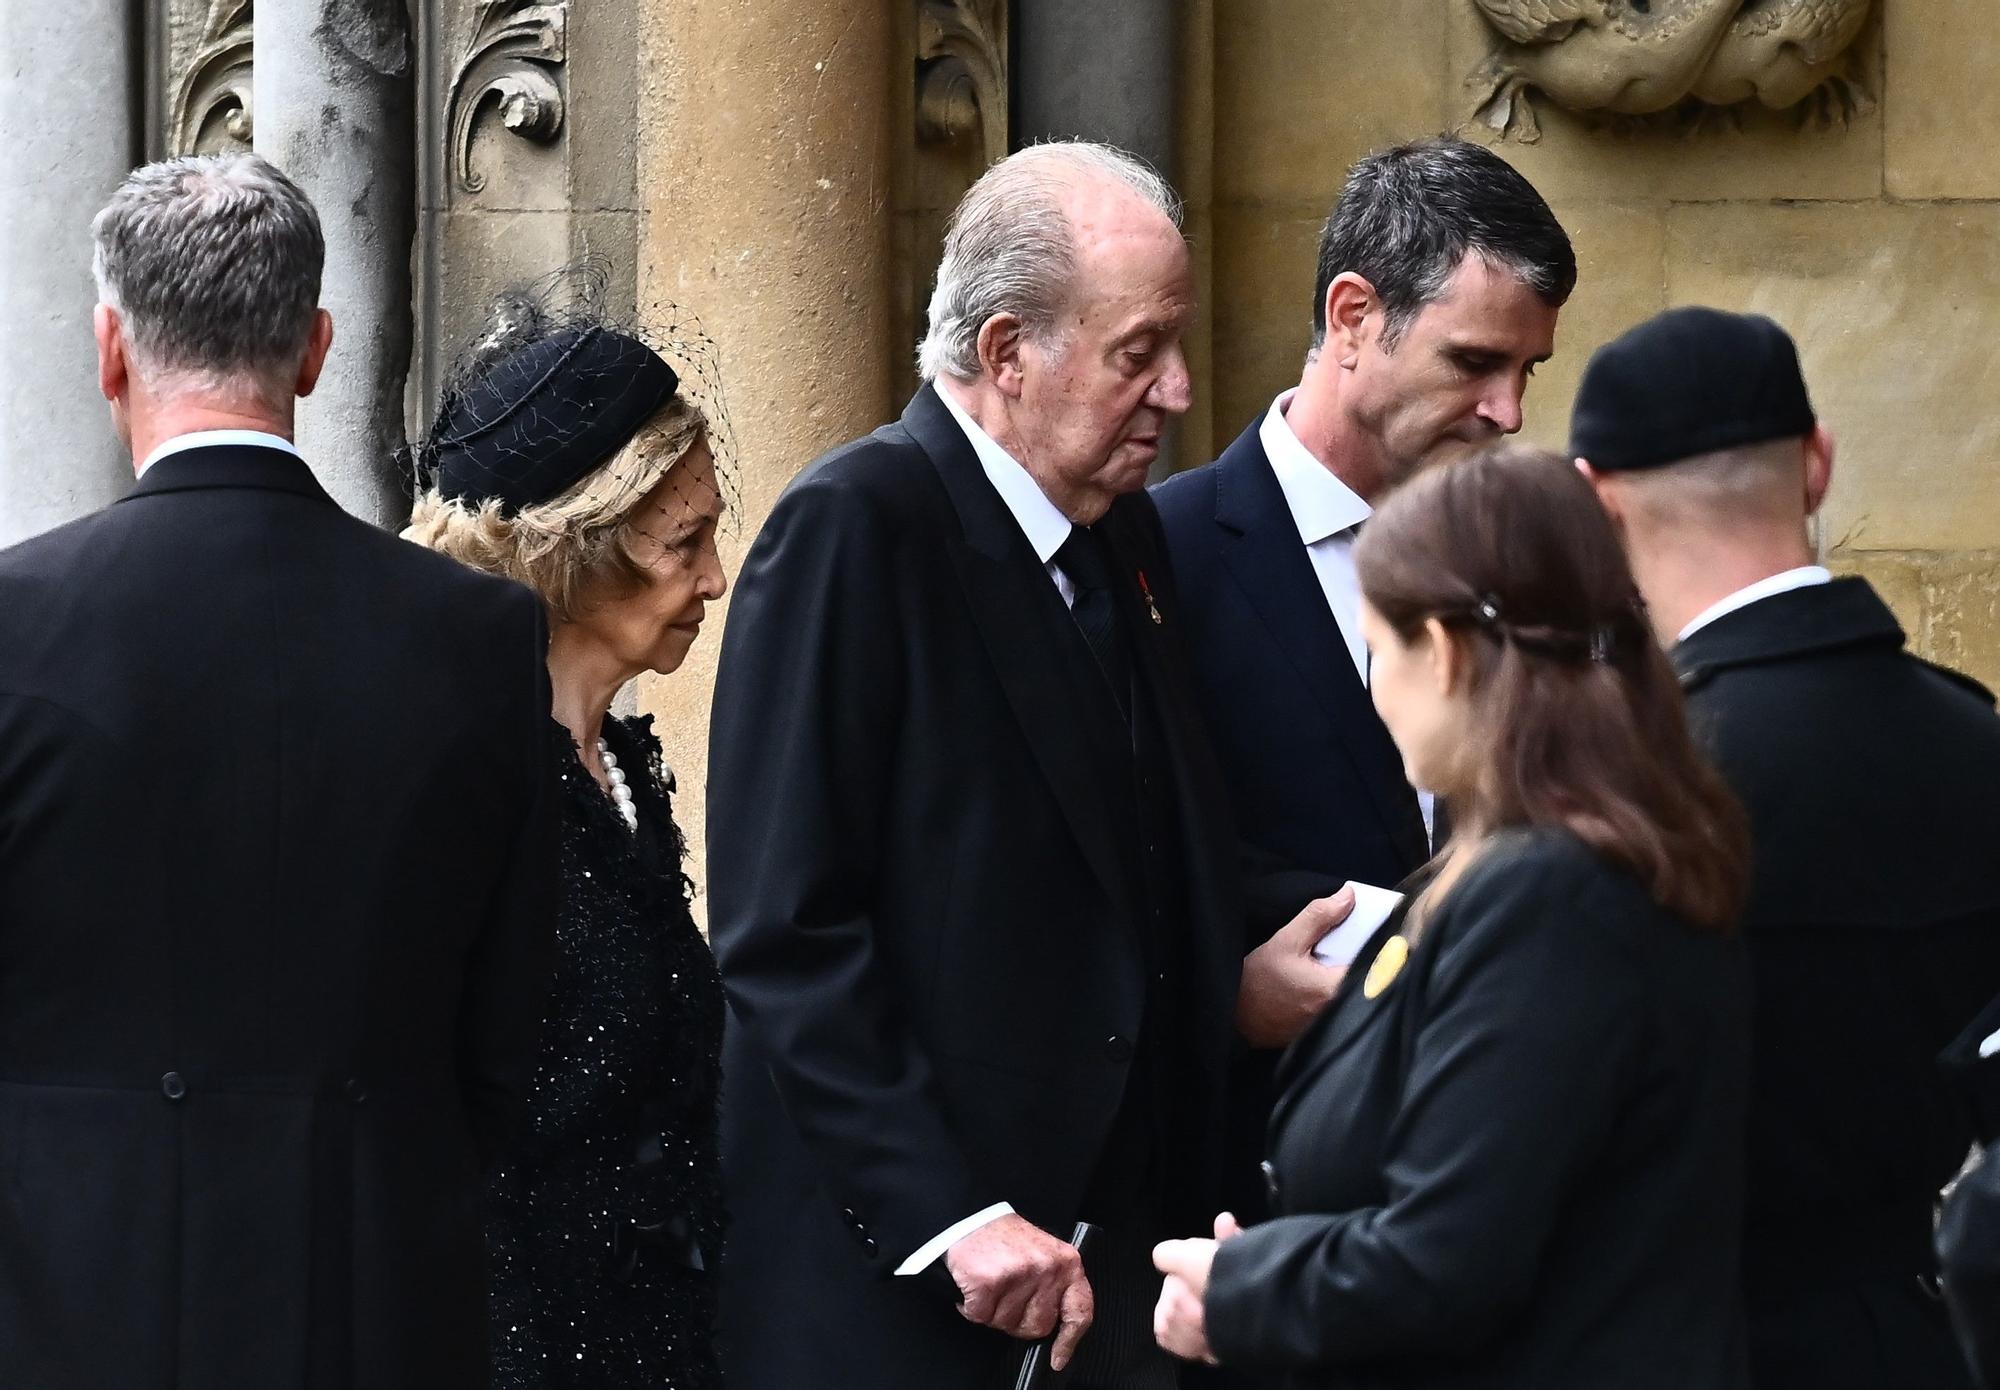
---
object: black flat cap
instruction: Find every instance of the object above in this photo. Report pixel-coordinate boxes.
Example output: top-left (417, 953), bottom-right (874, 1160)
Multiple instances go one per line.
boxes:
top-left (432, 326), bottom-right (679, 514)
top-left (1570, 306), bottom-right (1816, 472)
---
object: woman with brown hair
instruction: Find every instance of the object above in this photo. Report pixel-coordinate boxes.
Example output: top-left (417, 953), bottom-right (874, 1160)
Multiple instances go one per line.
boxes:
top-left (1152, 444), bottom-right (1754, 1388)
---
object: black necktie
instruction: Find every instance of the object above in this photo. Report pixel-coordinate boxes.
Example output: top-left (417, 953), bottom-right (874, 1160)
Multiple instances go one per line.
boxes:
top-left (1054, 525), bottom-right (1133, 722)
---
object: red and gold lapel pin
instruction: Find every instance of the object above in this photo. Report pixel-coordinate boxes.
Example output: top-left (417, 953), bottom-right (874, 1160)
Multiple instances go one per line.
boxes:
top-left (1136, 570), bottom-right (1163, 625)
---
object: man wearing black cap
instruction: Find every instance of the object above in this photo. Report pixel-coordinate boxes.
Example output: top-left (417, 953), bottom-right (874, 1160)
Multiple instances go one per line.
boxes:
top-left (1575, 305), bottom-right (2000, 1390)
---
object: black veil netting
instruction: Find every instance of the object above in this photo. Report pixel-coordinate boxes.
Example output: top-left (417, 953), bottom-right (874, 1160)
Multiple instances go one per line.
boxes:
top-left (399, 262), bottom-right (739, 531)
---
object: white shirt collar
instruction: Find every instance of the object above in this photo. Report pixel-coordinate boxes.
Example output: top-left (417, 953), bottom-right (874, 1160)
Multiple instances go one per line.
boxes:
top-left (934, 380), bottom-right (1074, 564)
top-left (1260, 388), bottom-right (1371, 546)
top-left (139, 429), bottom-right (304, 477)
top-left (1677, 565), bottom-right (1834, 643)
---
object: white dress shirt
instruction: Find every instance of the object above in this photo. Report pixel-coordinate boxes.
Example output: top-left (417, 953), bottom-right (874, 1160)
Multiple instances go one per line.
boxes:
top-left (139, 428), bottom-right (304, 477)
top-left (1261, 390), bottom-right (1371, 681)
top-left (936, 381), bottom-right (1077, 608)
top-left (1260, 390), bottom-right (1436, 838)
top-left (893, 381), bottom-right (1087, 1277)
top-left (1676, 565), bottom-right (1833, 644)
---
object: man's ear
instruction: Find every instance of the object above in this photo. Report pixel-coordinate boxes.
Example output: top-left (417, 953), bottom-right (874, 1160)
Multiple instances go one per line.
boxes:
top-left (1802, 424), bottom-right (1835, 518)
top-left (94, 304), bottom-right (128, 404)
top-left (975, 313), bottom-right (1030, 399)
top-left (295, 309), bottom-right (334, 399)
top-left (1574, 458), bottom-right (1626, 529)
top-left (1323, 273), bottom-right (1377, 371)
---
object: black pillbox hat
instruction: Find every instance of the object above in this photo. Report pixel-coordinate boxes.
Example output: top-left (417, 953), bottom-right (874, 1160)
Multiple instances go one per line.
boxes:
top-left (432, 327), bottom-right (679, 515)
top-left (1569, 306), bottom-right (1816, 472)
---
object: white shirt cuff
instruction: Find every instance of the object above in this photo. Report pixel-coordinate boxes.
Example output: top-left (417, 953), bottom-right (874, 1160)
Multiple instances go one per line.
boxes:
top-left (893, 1202), bottom-right (1016, 1276)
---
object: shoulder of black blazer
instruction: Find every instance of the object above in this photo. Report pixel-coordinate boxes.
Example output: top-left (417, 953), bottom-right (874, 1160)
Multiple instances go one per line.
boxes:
top-left (1150, 419), bottom-right (1431, 876)
top-left (1149, 416), bottom-right (1263, 557)
top-left (0, 445), bottom-right (549, 735)
top-left (1211, 826), bottom-right (1745, 1378)
top-left (2, 445), bottom-right (536, 600)
top-left (1675, 574), bottom-right (1994, 708)
top-left (1270, 827), bottom-right (1668, 1108)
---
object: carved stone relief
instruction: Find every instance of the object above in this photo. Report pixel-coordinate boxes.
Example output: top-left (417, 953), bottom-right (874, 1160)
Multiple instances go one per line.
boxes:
top-left (445, 0), bottom-right (569, 200)
top-left (1464, 0), bottom-right (1877, 142)
top-left (412, 0), bottom-right (636, 437)
top-left (916, 0), bottom-right (1007, 166)
top-left (168, 0), bottom-right (254, 155)
top-left (896, 0), bottom-right (1010, 403)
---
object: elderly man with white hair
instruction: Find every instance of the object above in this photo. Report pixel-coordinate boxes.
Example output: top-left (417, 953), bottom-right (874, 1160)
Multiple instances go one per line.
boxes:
top-left (0, 153), bottom-right (557, 1388)
top-left (709, 142), bottom-right (1343, 1390)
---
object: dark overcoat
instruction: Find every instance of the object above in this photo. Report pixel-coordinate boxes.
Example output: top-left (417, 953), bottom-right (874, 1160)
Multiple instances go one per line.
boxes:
top-left (1674, 577), bottom-right (2000, 1390)
top-left (706, 386), bottom-right (1244, 1390)
top-left (1152, 421), bottom-right (1433, 1229)
top-left (0, 445), bottom-right (558, 1389)
top-left (1204, 829), bottom-right (1752, 1390)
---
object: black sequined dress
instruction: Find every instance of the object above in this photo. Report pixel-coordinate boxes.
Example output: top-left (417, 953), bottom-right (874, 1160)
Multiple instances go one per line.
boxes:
top-left (486, 715), bottom-right (725, 1388)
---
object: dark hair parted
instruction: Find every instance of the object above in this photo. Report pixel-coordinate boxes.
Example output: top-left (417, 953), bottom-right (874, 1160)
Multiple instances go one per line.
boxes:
top-left (1355, 445), bottom-right (1748, 931)
top-left (1313, 137), bottom-right (1575, 351)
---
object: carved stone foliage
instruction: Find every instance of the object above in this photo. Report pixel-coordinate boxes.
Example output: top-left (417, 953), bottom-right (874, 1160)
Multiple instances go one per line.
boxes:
top-left (916, 0), bottom-right (1007, 166)
top-left (445, 0), bottom-right (568, 200)
top-left (169, 0), bottom-right (254, 155)
top-left (1464, 0), bottom-right (1877, 142)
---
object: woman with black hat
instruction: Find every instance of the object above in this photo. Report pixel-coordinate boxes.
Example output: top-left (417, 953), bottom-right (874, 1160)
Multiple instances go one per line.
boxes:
top-left (405, 286), bottom-right (730, 1389)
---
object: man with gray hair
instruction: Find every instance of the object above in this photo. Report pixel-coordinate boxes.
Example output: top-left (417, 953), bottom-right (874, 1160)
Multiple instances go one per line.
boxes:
top-left (709, 141), bottom-right (1336, 1389)
top-left (0, 153), bottom-right (557, 1388)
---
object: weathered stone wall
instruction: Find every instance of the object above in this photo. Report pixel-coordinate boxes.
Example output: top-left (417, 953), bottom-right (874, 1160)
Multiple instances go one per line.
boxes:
top-left (1195, 0), bottom-right (2000, 686)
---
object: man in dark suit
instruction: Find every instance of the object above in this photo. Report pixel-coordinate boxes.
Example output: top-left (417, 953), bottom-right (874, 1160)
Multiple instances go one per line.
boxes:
top-left (708, 142), bottom-right (1343, 1390)
top-left (0, 154), bottom-right (557, 1389)
top-left (1577, 306), bottom-right (2000, 1390)
top-left (1151, 137), bottom-right (1575, 1224)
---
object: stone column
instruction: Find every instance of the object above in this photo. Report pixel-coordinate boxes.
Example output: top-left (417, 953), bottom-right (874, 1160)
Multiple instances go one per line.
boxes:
top-left (0, 1), bottom-right (138, 546)
top-left (635, 0), bottom-right (898, 914)
top-left (1015, 0), bottom-right (1181, 176)
top-left (254, 0), bottom-right (416, 526)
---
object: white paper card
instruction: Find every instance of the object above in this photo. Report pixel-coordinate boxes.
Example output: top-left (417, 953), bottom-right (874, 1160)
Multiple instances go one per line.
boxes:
top-left (1311, 881), bottom-right (1405, 969)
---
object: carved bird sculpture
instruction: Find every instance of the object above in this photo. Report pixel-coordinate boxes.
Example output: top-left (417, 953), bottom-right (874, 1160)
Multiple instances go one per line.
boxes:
top-left (1469, 0), bottom-right (1876, 141)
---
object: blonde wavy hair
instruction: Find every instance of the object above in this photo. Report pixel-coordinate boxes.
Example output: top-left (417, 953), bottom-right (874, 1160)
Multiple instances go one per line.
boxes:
top-left (404, 397), bottom-right (708, 624)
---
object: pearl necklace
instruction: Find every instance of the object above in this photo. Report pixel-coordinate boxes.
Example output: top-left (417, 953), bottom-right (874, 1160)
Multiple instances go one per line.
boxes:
top-left (595, 738), bottom-right (639, 832)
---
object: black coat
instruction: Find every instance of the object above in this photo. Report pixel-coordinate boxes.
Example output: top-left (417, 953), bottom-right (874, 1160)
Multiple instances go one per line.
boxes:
top-left (1152, 421), bottom-right (1432, 1228)
top-left (0, 445), bottom-right (558, 1390)
top-left (1204, 829), bottom-right (1752, 1390)
top-left (1149, 420), bottom-right (1429, 900)
top-left (706, 386), bottom-right (1244, 1390)
top-left (1674, 577), bottom-right (2000, 1390)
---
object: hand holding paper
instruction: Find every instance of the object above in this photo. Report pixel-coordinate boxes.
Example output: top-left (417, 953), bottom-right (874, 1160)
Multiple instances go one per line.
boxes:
top-left (1310, 882), bottom-right (1405, 968)
top-left (1237, 888), bottom-right (1353, 1048)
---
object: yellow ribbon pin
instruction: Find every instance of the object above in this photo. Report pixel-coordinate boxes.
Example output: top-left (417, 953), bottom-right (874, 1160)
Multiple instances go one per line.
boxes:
top-left (1363, 935), bottom-right (1410, 1000)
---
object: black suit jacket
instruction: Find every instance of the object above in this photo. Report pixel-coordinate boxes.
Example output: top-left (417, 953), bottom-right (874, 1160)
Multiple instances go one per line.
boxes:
top-left (1153, 420), bottom-right (1432, 1235)
top-left (706, 386), bottom-right (1244, 1390)
top-left (1674, 577), bottom-right (2000, 1390)
top-left (1205, 829), bottom-right (1752, 1390)
top-left (0, 446), bottom-right (558, 1390)
top-left (1151, 418), bottom-right (1430, 907)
